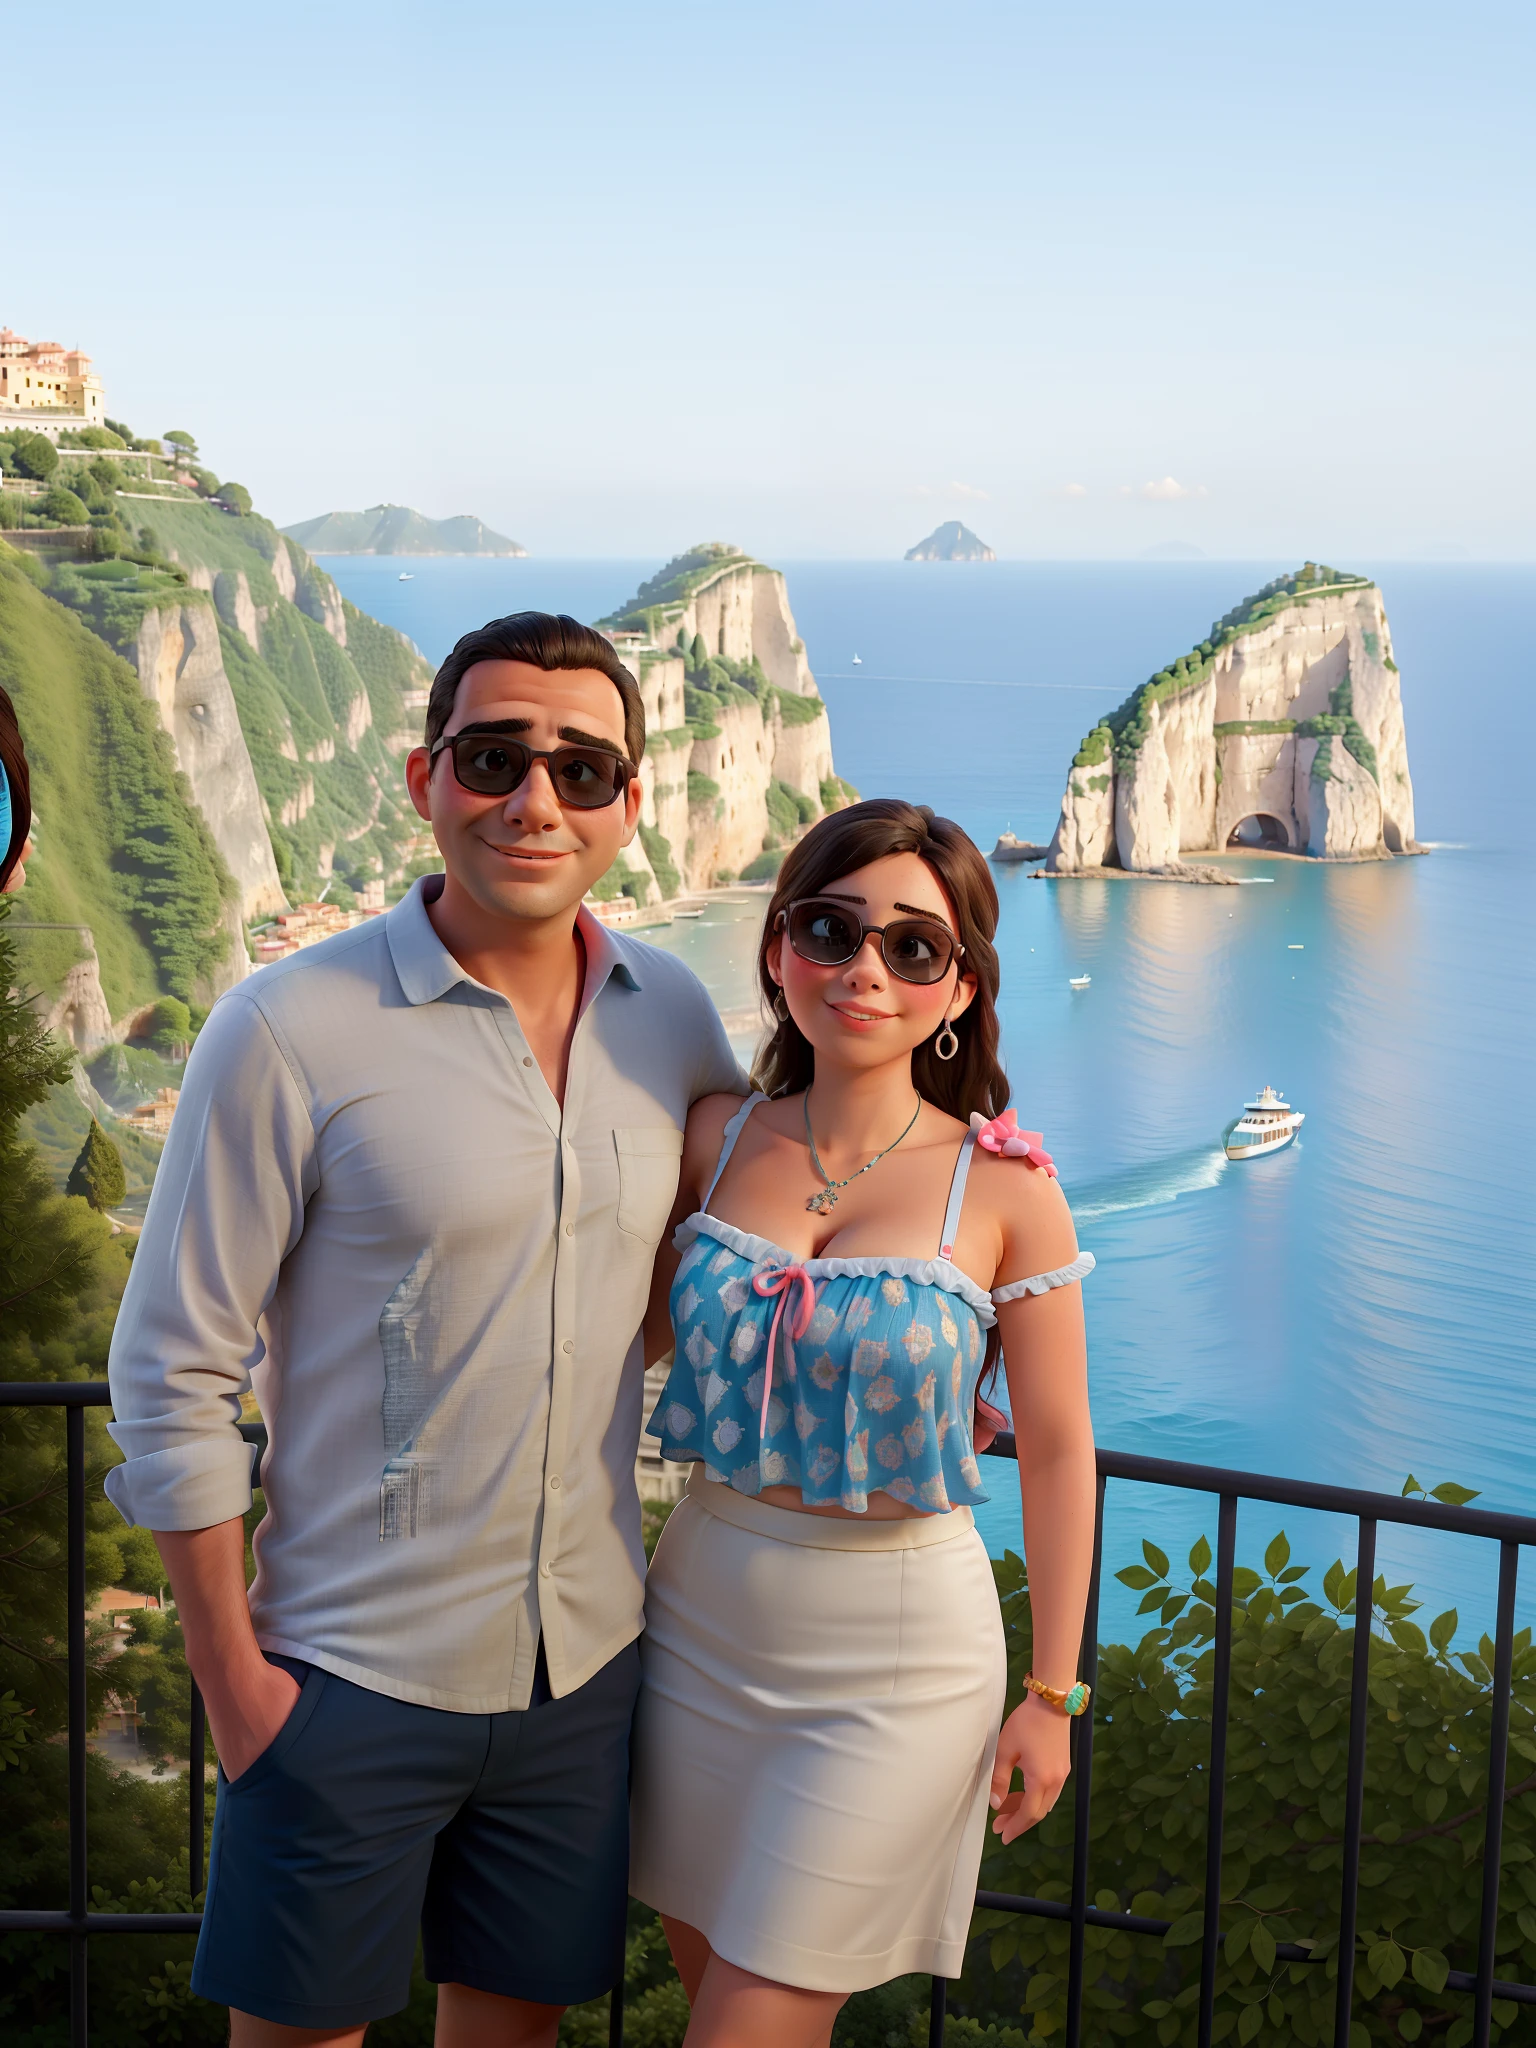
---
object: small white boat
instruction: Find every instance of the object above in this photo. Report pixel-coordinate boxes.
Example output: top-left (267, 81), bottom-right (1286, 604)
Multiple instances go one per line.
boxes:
top-left (674, 908), bottom-right (703, 919)
top-left (1225, 1085), bottom-right (1304, 1161)
top-left (398, 572), bottom-right (414, 581)
top-left (1069, 974), bottom-right (1091, 990)
top-left (851, 653), bottom-right (862, 665)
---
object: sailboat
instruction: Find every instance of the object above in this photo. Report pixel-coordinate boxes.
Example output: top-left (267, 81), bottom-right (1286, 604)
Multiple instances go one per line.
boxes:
top-left (851, 653), bottom-right (862, 665)
top-left (397, 572), bottom-right (415, 582)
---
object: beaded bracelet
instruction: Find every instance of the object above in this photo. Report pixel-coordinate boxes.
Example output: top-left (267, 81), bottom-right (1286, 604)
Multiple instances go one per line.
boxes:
top-left (1024, 1673), bottom-right (1092, 1717)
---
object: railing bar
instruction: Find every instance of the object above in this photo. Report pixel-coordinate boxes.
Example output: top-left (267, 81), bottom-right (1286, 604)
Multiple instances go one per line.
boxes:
top-left (1474, 1541), bottom-right (1520, 2047)
top-left (980, 1431), bottom-right (1536, 1546)
top-left (189, 1679), bottom-right (206, 1899)
top-left (1064, 1470), bottom-right (1106, 2048)
top-left (608, 1978), bottom-right (624, 2047)
top-left (0, 1911), bottom-right (206, 1934)
top-left (1333, 1517), bottom-right (1377, 2048)
top-left (1198, 1495), bottom-right (1238, 2048)
top-left (67, 1403), bottom-right (88, 2048)
top-left (928, 1972), bottom-right (947, 2046)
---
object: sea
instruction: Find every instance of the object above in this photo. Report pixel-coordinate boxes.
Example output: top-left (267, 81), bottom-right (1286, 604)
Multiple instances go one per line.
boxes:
top-left (317, 555), bottom-right (1536, 1646)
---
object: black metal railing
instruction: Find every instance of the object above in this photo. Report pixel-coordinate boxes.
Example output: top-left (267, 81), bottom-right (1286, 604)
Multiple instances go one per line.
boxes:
top-left (4, 1383), bottom-right (1534, 2048)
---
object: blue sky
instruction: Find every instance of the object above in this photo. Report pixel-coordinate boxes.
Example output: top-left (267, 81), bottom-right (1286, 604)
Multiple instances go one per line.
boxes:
top-left (6, 2), bottom-right (1531, 558)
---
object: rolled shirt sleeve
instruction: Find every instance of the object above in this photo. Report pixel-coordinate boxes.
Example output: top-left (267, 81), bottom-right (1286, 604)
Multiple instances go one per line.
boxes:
top-left (106, 992), bottom-right (317, 1532)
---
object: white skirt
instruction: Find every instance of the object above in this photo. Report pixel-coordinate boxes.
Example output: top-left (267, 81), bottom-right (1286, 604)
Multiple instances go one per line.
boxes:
top-left (630, 1472), bottom-right (1007, 1993)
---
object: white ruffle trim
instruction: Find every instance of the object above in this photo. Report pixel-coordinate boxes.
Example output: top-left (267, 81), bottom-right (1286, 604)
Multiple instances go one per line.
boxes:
top-left (674, 1212), bottom-right (999, 1325)
top-left (990, 1251), bottom-right (1096, 1303)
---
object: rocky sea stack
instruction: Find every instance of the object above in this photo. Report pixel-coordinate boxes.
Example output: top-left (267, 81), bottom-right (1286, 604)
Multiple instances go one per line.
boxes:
top-left (1047, 565), bottom-right (1419, 874)
top-left (905, 520), bottom-right (995, 562)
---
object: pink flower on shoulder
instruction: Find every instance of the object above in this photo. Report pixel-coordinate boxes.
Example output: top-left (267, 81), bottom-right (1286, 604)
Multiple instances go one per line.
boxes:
top-left (970, 1110), bottom-right (1057, 1177)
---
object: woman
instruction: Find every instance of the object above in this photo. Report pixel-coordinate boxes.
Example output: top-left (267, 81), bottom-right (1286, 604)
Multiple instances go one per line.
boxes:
top-left (0, 682), bottom-right (33, 892)
top-left (632, 799), bottom-right (1096, 2047)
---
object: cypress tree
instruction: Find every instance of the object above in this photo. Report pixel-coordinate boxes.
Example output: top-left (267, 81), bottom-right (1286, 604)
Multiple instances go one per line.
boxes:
top-left (66, 1117), bottom-right (126, 1213)
top-left (690, 631), bottom-right (708, 672)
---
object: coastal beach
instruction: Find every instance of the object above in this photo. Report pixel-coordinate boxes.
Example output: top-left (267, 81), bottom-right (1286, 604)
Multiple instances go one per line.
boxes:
top-left (322, 554), bottom-right (1536, 1639)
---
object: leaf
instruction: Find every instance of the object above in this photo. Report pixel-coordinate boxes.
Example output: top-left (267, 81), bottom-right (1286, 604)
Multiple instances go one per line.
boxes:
top-left (1189, 1534), bottom-right (1212, 1575)
top-left (1117, 1565), bottom-right (1161, 1590)
top-left (1265, 1532), bottom-right (1291, 1575)
top-left (1276, 1565), bottom-right (1310, 1584)
top-left (1430, 1481), bottom-right (1481, 1505)
top-left (1349, 2027), bottom-right (1371, 2048)
top-left (1164, 1912), bottom-right (1205, 1948)
top-left (1161, 1593), bottom-right (1190, 1623)
top-left (1232, 1566), bottom-right (1263, 1598)
top-left (1411, 1946), bottom-right (1449, 1993)
top-left (1138, 1587), bottom-right (1171, 1614)
top-left (1402, 1474), bottom-right (1423, 1497)
top-left (1390, 1621), bottom-right (1428, 1655)
top-left (1225, 1918), bottom-right (1252, 1965)
top-left (1399, 2013), bottom-right (1422, 2042)
top-left (1143, 1539), bottom-right (1170, 1577)
top-left (1250, 1922), bottom-right (1276, 1974)
top-left (1430, 1609), bottom-right (1458, 1653)
top-left (1368, 1939), bottom-right (1405, 1988)
top-left (1238, 2004), bottom-right (1262, 2044)
top-left (1247, 1884), bottom-right (1292, 1912)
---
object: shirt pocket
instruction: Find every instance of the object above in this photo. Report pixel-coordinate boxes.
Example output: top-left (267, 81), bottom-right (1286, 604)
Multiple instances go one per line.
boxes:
top-left (614, 1125), bottom-right (685, 1244)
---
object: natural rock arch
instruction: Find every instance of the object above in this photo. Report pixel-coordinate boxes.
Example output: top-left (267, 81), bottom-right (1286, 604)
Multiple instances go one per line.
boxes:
top-left (1227, 813), bottom-right (1291, 850)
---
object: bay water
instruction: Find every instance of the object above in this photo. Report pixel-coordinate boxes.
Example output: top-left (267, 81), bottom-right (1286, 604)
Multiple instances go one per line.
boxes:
top-left (319, 555), bottom-right (1536, 1643)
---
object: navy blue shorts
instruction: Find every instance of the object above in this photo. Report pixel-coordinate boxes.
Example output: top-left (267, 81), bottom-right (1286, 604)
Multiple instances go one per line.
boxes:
top-left (191, 1639), bottom-right (641, 2028)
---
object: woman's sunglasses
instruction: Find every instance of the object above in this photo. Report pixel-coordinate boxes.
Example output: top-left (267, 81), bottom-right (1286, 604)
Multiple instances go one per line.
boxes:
top-left (780, 897), bottom-right (963, 986)
top-left (429, 731), bottom-right (634, 809)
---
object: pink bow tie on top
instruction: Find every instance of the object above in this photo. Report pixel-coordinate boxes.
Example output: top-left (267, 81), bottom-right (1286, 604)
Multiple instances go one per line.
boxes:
top-left (970, 1110), bottom-right (1057, 1177)
top-left (751, 1263), bottom-right (819, 1440)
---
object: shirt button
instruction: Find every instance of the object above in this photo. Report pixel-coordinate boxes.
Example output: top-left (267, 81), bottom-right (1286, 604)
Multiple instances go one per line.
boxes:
top-left (540, 1560), bottom-right (552, 1577)
top-left (564, 1222), bottom-right (574, 1237)
top-left (562, 1339), bottom-right (574, 1353)
top-left (522, 1056), bottom-right (533, 1067)
top-left (549, 1474), bottom-right (562, 1490)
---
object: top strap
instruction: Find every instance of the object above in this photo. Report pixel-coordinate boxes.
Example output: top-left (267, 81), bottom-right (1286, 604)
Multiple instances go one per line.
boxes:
top-left (937, 1131), bottom-right (978, 1260)
top-left (701, 1092), bottom-right (765, 1214)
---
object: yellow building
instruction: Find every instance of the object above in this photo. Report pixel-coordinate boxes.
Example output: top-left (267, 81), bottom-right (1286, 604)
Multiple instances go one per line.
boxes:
top-left (0, 327), bottom-right (106, 437)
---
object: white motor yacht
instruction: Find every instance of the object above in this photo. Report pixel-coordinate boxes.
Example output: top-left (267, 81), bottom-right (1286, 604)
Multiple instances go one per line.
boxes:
top-left (1225, 1085), bottom-right (1304, 1160)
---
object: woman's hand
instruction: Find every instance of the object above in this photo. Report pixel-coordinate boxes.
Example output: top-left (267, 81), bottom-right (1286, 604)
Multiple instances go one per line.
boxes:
top-left (989, 1690), bottom-right (1073, 1844)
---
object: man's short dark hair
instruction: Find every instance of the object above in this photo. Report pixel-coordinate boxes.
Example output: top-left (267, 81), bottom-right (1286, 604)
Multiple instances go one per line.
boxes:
top-left (425, 612), bottom-right (645, 765)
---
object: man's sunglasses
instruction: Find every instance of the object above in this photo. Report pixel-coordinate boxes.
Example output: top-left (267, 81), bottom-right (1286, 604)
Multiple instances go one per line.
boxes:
top-left (779, 897), bottom-right (963, 986)
top-left (428, 731), bottom-right (634, 809)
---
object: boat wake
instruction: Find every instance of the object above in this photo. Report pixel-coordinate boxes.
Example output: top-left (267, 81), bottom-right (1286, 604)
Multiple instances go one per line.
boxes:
top-left (1071, 1143), bottom-right (1228, 1222)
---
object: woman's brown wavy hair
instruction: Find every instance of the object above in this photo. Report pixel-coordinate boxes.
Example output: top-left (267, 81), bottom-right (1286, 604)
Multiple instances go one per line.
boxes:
top-left (751, 798), bottom-right (1009, 1123)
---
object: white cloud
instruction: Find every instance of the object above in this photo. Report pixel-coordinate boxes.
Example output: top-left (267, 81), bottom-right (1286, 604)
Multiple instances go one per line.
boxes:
top-left (1058, 482), bottom-right (1089, 498)
top-left (1139, 476), bottom-right (1207, 501)
top-left (948, 480), bottom-right (990, 500)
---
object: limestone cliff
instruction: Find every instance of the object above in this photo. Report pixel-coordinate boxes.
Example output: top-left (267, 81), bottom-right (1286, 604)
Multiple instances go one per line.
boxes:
top-left (130, 600), bottom-right (286, 922)
top-left (1047, 567), bottom-right (1418, 873)
top-left (598, 545), bottom-right (851, 898)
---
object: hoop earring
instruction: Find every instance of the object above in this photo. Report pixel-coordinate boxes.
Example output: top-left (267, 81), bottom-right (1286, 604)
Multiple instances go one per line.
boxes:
top-left (773, 991), bottom-right (789, 1022)
top-left (934, 1020), bottom-right (960, 1062)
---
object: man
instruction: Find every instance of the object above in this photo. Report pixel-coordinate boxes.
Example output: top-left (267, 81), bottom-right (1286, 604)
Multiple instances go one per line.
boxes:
top-left (106, 614), bottom-right (743, 2047)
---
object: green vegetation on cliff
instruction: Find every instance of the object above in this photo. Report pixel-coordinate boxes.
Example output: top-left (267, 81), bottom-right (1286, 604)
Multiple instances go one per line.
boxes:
top-left (0, 546), bottom-right (235, 1010)
top-left (125, 496), bottom-right (433, 899)
top-left (1070, 564), bottom-right (1376, 777)
top-left (282, 504), bottom-right (526, 556)
top-left (603, 542), bottom-right (753, 628)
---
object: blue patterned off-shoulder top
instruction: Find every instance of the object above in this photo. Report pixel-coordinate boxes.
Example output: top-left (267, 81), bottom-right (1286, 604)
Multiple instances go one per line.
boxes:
top-left (650, 1094), bottom-right (1094, 1515)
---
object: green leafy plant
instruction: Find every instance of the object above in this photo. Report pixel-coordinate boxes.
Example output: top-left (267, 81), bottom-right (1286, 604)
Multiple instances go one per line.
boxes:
top-left (971, 1502), bottom-right (1534, 2045)
top-left (66, 1118), bottom-right (126, 1212)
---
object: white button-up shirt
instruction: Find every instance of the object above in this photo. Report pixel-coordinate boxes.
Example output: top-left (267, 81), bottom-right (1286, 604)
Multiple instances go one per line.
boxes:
top-left (106, 879), bottom-right (742, 1711)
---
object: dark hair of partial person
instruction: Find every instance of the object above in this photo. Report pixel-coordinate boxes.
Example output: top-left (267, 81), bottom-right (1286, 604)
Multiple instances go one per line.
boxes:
top-left (751, 798), bottom-right (1009, 1125)
top-left (424, 613), bottom-right (645, 767)
top-left (0, 683), bottom-right (32, 890)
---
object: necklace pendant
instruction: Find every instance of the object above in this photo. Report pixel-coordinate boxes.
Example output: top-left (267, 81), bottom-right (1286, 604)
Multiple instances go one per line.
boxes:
top-left (806, 1188), bottom-right (837, 1214)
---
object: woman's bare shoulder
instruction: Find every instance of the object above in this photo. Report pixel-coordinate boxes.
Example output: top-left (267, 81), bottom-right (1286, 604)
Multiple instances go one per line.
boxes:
top-left (968, 1137), bottom-right (1081, 1281)
top-left (686, 1090), bottom-right (750, 1152)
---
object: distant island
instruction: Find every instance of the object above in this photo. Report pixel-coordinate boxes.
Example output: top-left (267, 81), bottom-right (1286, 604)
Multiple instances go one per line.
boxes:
top-left (905, 520), bottom-right (995, 562)
top-left (281, 504), bottom-right (527, 556)
top-left (1046, 564), bottom-right (1420, 876)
